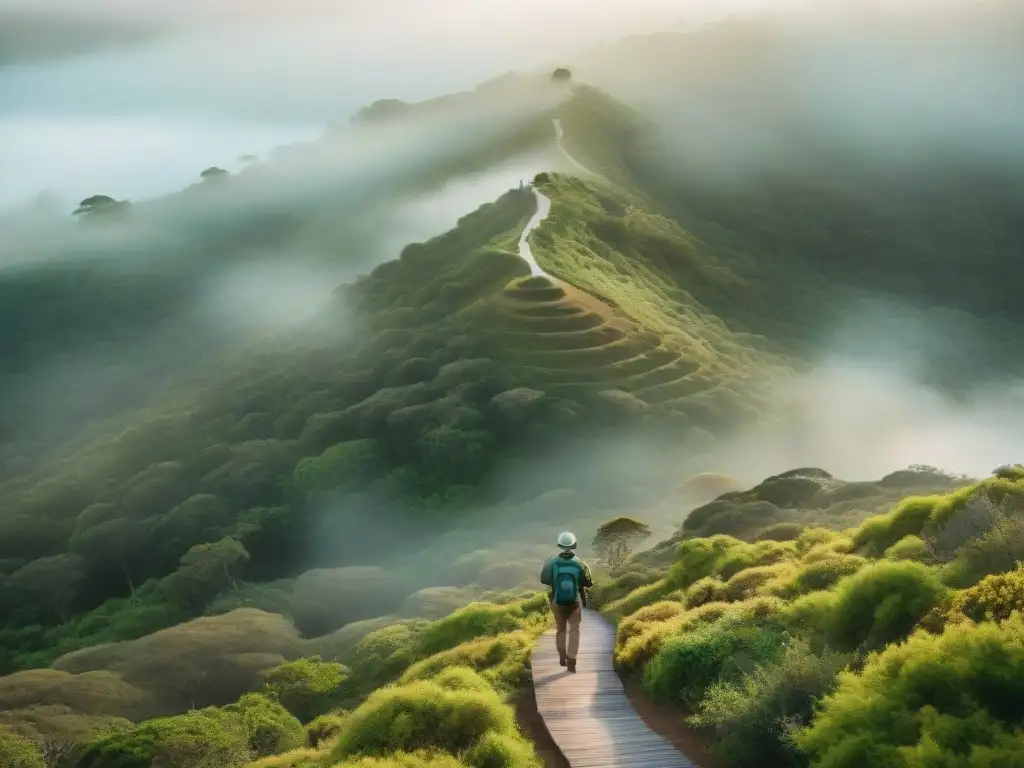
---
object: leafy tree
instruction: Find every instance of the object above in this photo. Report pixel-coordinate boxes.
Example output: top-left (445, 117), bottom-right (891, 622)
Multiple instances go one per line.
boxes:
top-left (69, 510), bottom-right (151, 597)
top-left (155, 494), bottom-right (234, 564)
top-left (200, 167), bottom-right (229, 181)
top-left (551, 67), bottom-right (572, 83)
top-left (260, 657), bottom-right (348, 721)
top-left (8, 555), bottom-right (86, 623)
top-left (292, 439), bottom-right (383, 497)
top-left (230, 506), bottom-right (300, 578)
top-left (415, 425), bottom-right (492, 488)
top-left (0, 726), bottom-right (44, 768)
top-left (593, 517), bottom-right (652, 571)
top-left (117, 461), bottom-right (190, 520)
top-left (71, 195), bottom-right (130, 220)
top-left (163, 538), bottom-right (249, 610)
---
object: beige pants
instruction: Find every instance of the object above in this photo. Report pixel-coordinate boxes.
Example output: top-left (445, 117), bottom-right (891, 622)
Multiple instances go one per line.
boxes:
top-left (551, 602), bottom-right (582, 659)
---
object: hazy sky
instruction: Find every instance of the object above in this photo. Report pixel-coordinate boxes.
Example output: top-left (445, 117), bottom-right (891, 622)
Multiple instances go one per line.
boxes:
top-left (0, 0), bottom-right (701, 209)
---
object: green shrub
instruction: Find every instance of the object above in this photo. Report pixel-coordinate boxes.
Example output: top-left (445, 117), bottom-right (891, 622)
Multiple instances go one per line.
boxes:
top-left (642, 617), bottom-right (786, 707)
top-left (261, 657), bottom-right (347, 722)
top-left (223, 693), bottom-right (305, 758)
top-left (723, 564), bottom-right (798, 602)
top-left (616, 602), bottom-right (685, 647)
top-left (305, 712), bottom-right (346, 748)
top-left (461, 730), bottom-right (541, 768)
top-left (400, 632), bottom-right (535, 692)
top-left (825, 561), bottom-right (946, 652)
top-left (954, 514), bottom-right (1024, 584)
top-left (756, 522), bottom-right (806, 542)
top-left (328, 674), bottom-right (515, 761)
top-left (668, 536), bottom-right (743, 588)
top-left (248, 747), bottom-right (324, 767)
top-left (795, 614), bottom-right (1024, 767)
top-left (882, 535), bottom-right (931, 562)
top-left (690, 637), bottom-right (848, 767)
top-left (588, 567), bottom-right (661, 607)
top-left (852, 496), bottom-right (940, 555)
top-left (794, 528), bottom-right (842, 555)
top-left (413, 596), bottom-right (547, 657)
top-left (941, 566), bottom-right (1024, 626)
top-left (330, 751), bottom-right (470, 768)
top-left (80, 708), bottom-right (252, 768)
top-left (0, 727), bottom-right (44, 768)
top-left (792, 555), bottom-right (867, 594)
top-left (684, 577), bottom-right (728, 607)
top-left (718, 541), bottom-right (796, 581)
top-left (602, 578), bottom-right (677, 618)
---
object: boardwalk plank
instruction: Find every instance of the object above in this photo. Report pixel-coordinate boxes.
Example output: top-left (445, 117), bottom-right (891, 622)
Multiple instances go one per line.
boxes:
top-left (530, 607), bottom-right (697, 768)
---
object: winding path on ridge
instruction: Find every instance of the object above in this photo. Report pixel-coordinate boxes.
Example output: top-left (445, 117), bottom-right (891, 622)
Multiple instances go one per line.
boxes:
top-left (519, 122), bottom-right (698, 767)
top-left (517, 118), bottom-right (599, 279)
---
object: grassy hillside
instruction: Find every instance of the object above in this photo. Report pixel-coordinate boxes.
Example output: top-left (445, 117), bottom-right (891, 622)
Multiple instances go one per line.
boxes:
top-left (596, 463), bottom-right (1024, 768)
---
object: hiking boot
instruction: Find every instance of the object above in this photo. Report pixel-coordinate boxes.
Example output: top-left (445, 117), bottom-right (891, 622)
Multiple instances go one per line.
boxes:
top-left (566, 658), bottom-right (577, 673)
top-left (558, 654), bottom-right (567, 667)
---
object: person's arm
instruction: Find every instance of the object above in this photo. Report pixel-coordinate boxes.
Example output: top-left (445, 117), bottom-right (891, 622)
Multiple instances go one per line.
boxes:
top-left (540, 558), bottom-right (553, 586)
top-left (580, 560), bottom-right (594, 589)
top-left (580, 559), bottom-right (593, 607)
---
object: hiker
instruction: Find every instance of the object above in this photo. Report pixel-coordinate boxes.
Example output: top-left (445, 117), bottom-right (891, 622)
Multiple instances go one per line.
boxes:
top-left (540, 531), bottom-right (593, 673)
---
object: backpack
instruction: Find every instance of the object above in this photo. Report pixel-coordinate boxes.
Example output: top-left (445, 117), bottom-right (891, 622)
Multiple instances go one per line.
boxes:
top-left (551, 557), bottom-right (582, 606)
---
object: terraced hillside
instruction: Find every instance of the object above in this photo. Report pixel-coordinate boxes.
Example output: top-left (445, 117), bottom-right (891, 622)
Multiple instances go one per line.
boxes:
top-left (471, 275), bottom-right (718, 414)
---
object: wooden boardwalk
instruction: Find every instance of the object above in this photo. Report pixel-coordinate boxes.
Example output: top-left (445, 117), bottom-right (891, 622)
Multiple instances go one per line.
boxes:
top-left (531, 607), bottom-right (697, 768)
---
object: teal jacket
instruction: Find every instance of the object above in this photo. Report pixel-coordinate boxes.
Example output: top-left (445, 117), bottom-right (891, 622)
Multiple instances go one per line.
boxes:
top-left (540, 552), bottom-right (593, 606)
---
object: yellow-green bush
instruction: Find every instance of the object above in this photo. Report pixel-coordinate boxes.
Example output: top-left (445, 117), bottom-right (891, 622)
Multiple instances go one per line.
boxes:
top-left (684, 577), bottom-right (728, 607)
top-left (794, 527), bottom-right (843, 555)
top-left (791, 555), bottom-right (867, 595)
top-left (306, 712), bottom-right (347, 748)
top-left (223, 693), bottom-right (305, 759)
top-left (260, 656), bottom-right (347, 722)
top-left (248, 747), bottom-right (325, 767)
top-left (461, 731), bottom-right (539, 768)
top-left (615, 614), bottom-right (690, 672)
top-left (589, 567), bottom-right (663, 607)
top-left (939, 567), bottom-right (1024, 626)
top-left (795, 615), bottom-right (1024, 767)
top-left (601, 578), bottom-right (677, 618)
top-left (882, 535), bottom-right (931, 562)
top-left (327, 670), bottom-right (539, 768)
top-left (852, 495), bottom-right (943, 555)
top-left (329, 751), bottom-right (470, 768)
top-left (399, 632), bottom-right (535, 692)
top-left (414, 596), bottom-right (548, 657)
top-left (723, 563), bottom-right (798, 602)
top-left (668, 536), bottom-right (795, 590)
top-left (668, 536), bottom-right (744, 588)
top-left (616, 602), bottom-right (685, 647)
top-left (0, 726), bottom-right (44, 768)
top-left (799, 536), bottom-right (854, 564)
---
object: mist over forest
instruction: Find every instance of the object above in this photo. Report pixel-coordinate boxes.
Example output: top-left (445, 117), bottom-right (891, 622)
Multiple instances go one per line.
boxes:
top-left (1, 3), bottom-right (1023, 767)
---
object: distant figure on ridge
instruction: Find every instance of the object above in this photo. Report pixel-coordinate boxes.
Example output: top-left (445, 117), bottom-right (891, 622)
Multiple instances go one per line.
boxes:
top-left (540, 531), bottom-right (593, 673)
